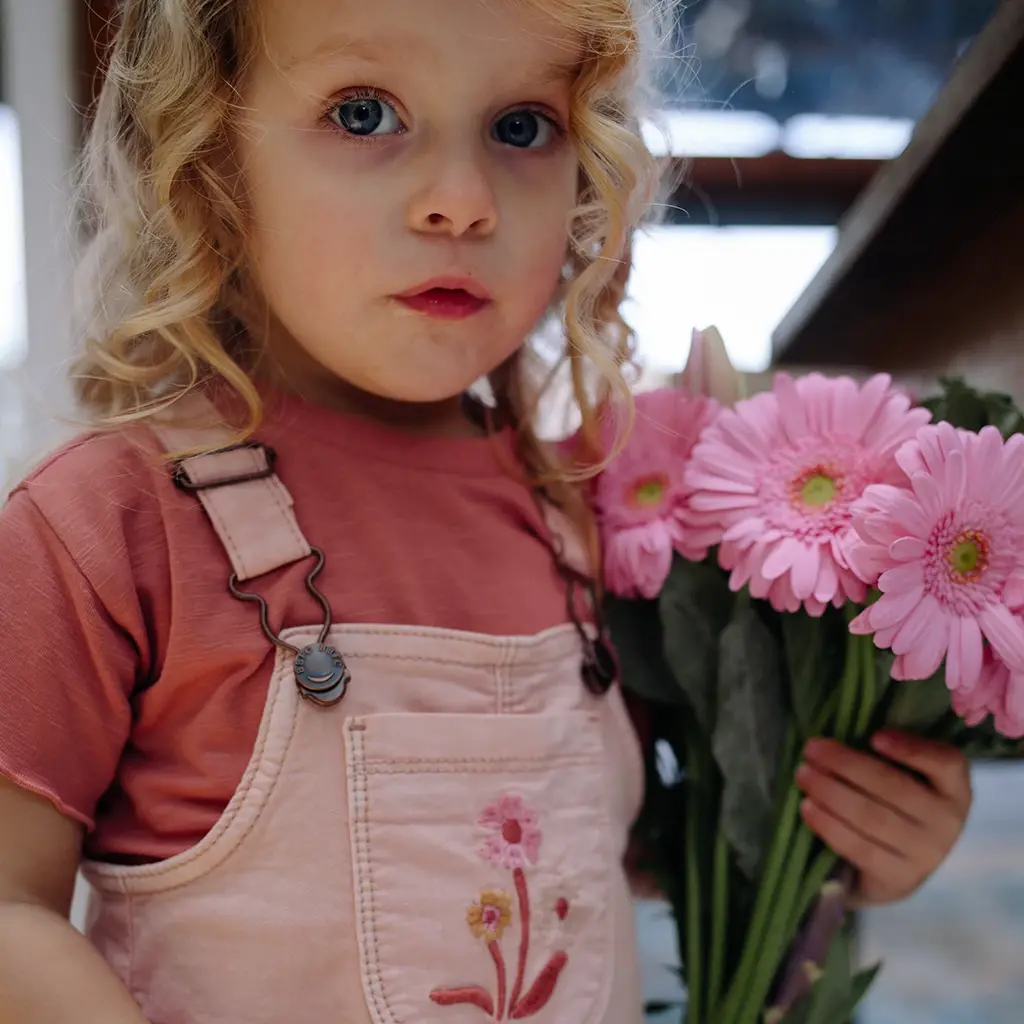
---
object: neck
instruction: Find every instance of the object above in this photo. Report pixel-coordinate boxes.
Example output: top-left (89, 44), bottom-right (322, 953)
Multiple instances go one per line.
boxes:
top-left (245, 311), bottom-right (489, 438)
top-left (255, 358), bottom-right (484, 440)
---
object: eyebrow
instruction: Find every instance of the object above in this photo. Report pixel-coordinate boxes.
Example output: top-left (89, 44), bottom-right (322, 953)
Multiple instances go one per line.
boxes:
top-left (282, 30), bottom-right (578, 83)
top-left (282, 32), bottom-right (414, 72)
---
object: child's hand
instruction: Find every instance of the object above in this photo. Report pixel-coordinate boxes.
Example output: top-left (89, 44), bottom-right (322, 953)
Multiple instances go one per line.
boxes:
top-left (795, 731), bottom-right (972, 907)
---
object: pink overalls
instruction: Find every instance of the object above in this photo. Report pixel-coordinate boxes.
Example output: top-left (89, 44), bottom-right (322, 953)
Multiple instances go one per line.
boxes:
top-left (81, 396), bottom-right (646, 1023)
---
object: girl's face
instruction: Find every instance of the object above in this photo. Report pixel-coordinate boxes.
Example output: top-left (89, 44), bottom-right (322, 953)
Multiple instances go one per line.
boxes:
top-left (237, 0), bottom-right (582, 412)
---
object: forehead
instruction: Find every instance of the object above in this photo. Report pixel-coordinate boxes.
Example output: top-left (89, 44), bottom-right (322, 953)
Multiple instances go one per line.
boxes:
top-left (255, 0), bottom-right (583, 84)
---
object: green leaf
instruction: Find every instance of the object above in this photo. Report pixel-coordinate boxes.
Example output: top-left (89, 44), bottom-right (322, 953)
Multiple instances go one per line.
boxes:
top-left (881, 669), bottom-right (953, 735)
top-left (778, 955), bottom-right (880, 1024)
top-left (803, 927), bottom-right (853, 1024)
top-left (659, 556), bottom-right (735, 731)
top-left (803, 930), bottom-right (880, 1024)
top-left (924, 377), bottom-right (1024, 437)
top-left (780, 987), bottom-right (814, 1024)
top-left (781, 608), bottom-right (846, 738)
top-left (982, 392), bottom-right (1024, 438)
top-left (849, 963), bottom-right (883, 1004)
top-left (711, 596), bottom-right (787, 878)
top-left (604, 595), bottom-right (682, 705)
top-left (930, 378), bottom-right (988, 432)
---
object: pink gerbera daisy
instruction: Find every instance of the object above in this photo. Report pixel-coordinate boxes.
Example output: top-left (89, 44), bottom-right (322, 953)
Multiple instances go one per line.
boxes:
top-left (683, 373), bottom-right (930, 615)
top-left (593, 389), bottom-right (720, 598)
top-left (478, 795), bottom-right (542, 870)
top-left (849, 424), bottom-right (1024, 687)
top-left (951, 645), bottom-right (1024, 738)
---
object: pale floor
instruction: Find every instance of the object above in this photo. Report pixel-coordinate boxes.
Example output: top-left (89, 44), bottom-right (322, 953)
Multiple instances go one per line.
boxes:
top-left (640, 761), bottom-right (1024, 1022)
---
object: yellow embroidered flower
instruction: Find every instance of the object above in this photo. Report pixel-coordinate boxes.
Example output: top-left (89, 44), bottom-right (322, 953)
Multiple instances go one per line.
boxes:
top-left (466, 889), bottom-right (513, 943)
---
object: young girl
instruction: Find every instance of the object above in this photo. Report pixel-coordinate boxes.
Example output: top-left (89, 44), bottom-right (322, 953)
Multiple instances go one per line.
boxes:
top-left (0, 0), bottom-right (973, 1021)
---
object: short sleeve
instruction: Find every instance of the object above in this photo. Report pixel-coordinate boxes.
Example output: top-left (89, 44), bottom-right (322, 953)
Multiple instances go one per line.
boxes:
top-left (0, 487), bottom-right (141, 829)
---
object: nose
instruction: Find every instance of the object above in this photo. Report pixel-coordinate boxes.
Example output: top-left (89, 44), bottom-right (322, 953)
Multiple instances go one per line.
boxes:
top-left (406, 147), bottom-right (499, 239)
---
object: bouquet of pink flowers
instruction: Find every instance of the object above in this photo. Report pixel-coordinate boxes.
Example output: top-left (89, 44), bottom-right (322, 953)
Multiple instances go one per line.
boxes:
top-left (589, 334), bottom-right (1024, 1024)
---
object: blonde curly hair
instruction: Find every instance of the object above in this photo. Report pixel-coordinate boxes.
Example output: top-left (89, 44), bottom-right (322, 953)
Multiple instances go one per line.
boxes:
top-left (72, 0), bottom-right (669, 532)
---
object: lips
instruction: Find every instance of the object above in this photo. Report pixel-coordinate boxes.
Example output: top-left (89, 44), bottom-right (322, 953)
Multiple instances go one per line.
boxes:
top-left (395, 277), bottom-right (492, 320)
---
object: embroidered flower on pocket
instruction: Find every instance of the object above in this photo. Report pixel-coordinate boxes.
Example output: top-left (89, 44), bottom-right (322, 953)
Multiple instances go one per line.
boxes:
top-left (431, 794), bottom-right (569, 1021)
top-left (528, 875), bottom-right (581, 949)
top-left (478, 794), bottom-right (542, 869)
top-left (467, 890), bottom-right (513, 943)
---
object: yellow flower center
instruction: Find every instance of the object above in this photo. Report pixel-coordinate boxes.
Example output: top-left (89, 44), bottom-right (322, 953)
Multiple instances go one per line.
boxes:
top-left (948, 531), bottom-right (989, 582)
top-left (630, 474), bottom-right (668, 508)
top-left (792, 466), bottom-right (840, 509)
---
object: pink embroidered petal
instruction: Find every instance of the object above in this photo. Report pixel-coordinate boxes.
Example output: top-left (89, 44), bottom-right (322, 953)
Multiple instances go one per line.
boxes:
top-left (478, 795), bottom-right (543, 869)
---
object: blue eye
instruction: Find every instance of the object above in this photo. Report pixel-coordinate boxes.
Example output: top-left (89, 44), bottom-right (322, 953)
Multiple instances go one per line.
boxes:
top-left (328, 95), bottom-right (403, 137)
top-left (492, 110), bottom-right (559, 149)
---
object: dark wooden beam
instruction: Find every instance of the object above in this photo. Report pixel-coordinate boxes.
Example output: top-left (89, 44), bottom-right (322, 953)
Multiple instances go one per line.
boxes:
top-left (665, 153), bottom-right (881, 226)
top-left (76, 0), bottom-right (118, 121)
top-left (772, 0), bottom-right (1024, 367)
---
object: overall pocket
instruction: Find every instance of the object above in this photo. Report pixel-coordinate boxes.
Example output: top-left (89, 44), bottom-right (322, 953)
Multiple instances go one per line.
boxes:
top-left (345, 711), bottom-right (614, 1024)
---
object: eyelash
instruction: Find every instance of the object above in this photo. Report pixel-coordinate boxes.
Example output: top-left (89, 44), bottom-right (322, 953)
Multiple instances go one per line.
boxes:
top-left (321, 89), bottom-right (567, 147)
top-left (321, 87), bottom-right (401, 145)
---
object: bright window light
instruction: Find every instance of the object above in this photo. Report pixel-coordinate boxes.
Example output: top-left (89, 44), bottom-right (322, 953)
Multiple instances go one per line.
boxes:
top-left (623, 225), bottom-right (838, 374)
top-left (783, 114), bottom-right (915, 160)
top-left (643, 109), bottom-right (781, 158)
top-left (0, 105), bottom-right (28, 369)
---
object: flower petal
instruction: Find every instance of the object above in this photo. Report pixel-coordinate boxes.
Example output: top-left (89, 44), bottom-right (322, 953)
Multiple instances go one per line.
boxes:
top-left (604, 523), bottom-right (674, 598)
top-left (774, 373), bottom-right (809, 443)
top-left (761, 536), bottom-right (803, 582)
top-left (813, 552), bottom-right (839, 604)
top-left (891, 594), bottom-right (942, 656)
top-left (941, 449), bottom-right (967, 508)
top-left (878, 561), bottom-right (926, 595)
top-left (883, 493), bottom-right (933, 537)
top-left (867, 584), bottom-right (925, 631)
top-left (909, 472), bottom-right (944, 519)
top-left (978, 604), bottom-right (1024, 673)
top-left (790, 542), bottom-right (822, 600)
top-left (898, 607), bottom-right (949, 680)
top-left (946, 616), bottom-right (984, 692)
top-left (889, 536), bottom-right (927, 562)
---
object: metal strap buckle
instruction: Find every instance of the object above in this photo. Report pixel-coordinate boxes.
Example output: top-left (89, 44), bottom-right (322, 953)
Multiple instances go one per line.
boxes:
top-left (171, 441), bottom-right (278, 493)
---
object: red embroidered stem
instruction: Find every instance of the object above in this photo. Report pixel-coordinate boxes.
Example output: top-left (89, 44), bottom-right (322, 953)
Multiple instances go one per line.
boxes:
top-left (507, 868), bottom-right (531, 1012)
top-left (509, 952), bottom-right (569, 1019)
top-left (430, 986), bottom-right (495, 1015)
top-left (488, 940), bottom-right (507, 1020)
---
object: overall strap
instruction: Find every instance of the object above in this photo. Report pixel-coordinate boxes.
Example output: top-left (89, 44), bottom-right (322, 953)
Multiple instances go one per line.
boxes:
top-left (149, 391), bottom-right (312, 581)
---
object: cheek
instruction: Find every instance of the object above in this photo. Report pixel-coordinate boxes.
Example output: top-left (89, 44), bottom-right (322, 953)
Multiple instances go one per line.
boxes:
top-left (245, 161), bottom-right (385, 307)
top-left (501, 159), bottom-right (577, 281)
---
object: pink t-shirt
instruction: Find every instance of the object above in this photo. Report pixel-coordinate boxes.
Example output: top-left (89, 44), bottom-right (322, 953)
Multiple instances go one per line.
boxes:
top-left (0, 385), bottom-right (593, 863)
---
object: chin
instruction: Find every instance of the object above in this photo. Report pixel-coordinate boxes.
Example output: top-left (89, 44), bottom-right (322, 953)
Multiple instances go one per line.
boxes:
top-left (350, 352), bottom-right (514, 406)
top-left (366, 376), bottom-right (483, 406)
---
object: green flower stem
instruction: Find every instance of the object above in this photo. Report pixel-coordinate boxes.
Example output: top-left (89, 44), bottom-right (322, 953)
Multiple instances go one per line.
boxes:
top-left (706, 826), bottom-right (730, 1018)
top-left (726, 607), bottom-right (865, 1024)
top-left (734, 820), bottom-right (816, 1024)
top-left (833, 608), bottom-right (863, 743)
top-left (854, 632), bottom-right (878, 739)
top-left (794, 849), bottom-right (840, 931)
top-left (713, 783), bottom-right (802, 1022)
top-left (685, 742), bottom-right (705, 1024)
